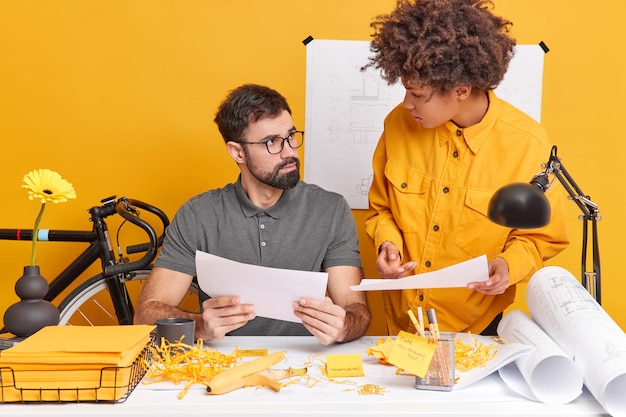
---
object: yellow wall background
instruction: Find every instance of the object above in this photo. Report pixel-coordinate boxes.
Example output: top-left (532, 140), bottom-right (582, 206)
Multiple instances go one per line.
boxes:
top-left (1, 0), bottom-right (624, 334)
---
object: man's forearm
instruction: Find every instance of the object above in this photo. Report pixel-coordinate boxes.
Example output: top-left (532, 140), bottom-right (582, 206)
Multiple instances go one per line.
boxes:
top-left (134, 300), bottom-right (203, 336)
top-left (338, 302), bottom-right (371, 343)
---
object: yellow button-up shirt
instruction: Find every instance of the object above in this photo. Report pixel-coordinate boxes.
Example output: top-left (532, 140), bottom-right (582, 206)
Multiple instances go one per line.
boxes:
top-left (365, 91), bottom-right (569, 334)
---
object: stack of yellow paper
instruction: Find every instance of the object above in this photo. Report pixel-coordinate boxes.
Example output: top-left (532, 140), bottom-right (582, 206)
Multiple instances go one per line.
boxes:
top-left (0, 325), bottom-right (155, 402)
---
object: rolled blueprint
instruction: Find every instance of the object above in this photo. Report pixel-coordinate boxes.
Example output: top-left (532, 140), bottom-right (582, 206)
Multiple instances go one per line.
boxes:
top-left (497, 309), bottom-right (583, 404)
top-left (526, 266), bottom-right (626, 416)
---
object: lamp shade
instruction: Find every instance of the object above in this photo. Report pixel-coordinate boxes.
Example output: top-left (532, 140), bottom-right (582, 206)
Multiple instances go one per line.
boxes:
top-left (488, 182), bottom-right (551, 229)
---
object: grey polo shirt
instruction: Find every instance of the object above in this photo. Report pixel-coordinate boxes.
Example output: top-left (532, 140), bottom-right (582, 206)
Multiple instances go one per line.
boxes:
top-left (155, 176), bottom-right (362, 336)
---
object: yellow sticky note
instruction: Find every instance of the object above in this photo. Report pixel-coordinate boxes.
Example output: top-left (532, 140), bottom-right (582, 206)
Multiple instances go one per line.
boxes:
top-left (237, 348), bottom-right (268, 357)
top-left (325, 353), bottom-right (365, 378)
top-left (387, 331), bottom-right (437, 378)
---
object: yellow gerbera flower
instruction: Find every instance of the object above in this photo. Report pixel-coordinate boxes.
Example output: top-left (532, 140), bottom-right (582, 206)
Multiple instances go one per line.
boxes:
top-left (22, 169), bottom-right (77, 266)
top-left (22, 169), bottom-right (77, 204)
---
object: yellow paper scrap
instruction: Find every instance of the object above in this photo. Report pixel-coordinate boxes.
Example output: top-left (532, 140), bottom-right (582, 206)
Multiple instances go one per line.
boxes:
top-left (325, 353), bottom-right (365, 378)
top-left (366, 338), bottom-right (394, 363)
top-left (387, 331), bottom-right (437, 378)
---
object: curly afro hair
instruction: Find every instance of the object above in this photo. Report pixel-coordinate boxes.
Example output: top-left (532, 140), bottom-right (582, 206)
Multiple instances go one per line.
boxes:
top-left (363, 0), bottom-right (516, 93)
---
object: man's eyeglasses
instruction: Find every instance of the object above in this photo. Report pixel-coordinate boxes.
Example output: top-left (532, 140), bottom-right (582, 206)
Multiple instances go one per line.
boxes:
top-left (238, 131), bottom-right (304, 155)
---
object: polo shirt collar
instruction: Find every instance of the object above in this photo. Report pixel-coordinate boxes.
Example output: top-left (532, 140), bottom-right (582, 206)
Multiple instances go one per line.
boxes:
top-left (235, 175), bottom-right (294, 219)
top-left (439, 90), bottom-right (500, 155)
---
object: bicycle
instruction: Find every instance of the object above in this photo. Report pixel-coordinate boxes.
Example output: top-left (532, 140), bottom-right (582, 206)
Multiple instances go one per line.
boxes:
top-left (0, 195), bottom-right (200, 329)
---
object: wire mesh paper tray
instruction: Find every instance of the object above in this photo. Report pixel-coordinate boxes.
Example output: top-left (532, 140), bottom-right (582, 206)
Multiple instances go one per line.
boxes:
top-left (0, 336), bottom-right (154, 404)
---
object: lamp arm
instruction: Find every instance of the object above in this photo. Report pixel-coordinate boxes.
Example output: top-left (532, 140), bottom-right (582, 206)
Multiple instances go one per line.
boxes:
top-left (551, 163), bottom-right (600, 220)
top-left (545, 146), bottom-right (601, 304)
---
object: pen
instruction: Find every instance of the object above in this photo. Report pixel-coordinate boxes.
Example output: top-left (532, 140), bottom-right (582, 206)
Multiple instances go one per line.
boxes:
top-left (426, 308), bottom-right (440, 342)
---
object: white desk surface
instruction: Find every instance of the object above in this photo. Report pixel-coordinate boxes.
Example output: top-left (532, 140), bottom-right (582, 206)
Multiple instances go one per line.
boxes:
top-left (0, 336), bottom-right (611, 417)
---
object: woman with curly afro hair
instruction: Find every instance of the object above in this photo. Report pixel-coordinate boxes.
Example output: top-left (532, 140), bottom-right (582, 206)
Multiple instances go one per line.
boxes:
top-left (363, 0), bottom-right (569, 336)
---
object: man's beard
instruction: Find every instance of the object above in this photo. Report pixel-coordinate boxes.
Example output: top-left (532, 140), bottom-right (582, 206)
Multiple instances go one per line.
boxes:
top-left (246, 155), bottom-right (300, 190)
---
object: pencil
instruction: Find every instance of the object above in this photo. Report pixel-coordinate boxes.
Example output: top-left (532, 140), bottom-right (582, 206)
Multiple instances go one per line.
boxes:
top-left (407, 309), bottom-right (424, 337)
top-left (417, 307), bottom-right (424, 337)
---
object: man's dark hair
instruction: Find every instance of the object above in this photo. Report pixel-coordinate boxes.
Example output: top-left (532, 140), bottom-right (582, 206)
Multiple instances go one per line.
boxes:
top-left (214, 84), bottom-right (292, 143)
top-left (363, 0), bottom-right (516, 93)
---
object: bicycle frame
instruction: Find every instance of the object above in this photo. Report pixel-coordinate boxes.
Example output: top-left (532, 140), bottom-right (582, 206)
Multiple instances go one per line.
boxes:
top-left (0, 196), bottom-right (169, 327)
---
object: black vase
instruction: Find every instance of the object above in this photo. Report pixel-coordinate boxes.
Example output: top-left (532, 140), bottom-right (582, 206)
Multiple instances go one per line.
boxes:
top-left (3, 265), bottom-right (60, 337)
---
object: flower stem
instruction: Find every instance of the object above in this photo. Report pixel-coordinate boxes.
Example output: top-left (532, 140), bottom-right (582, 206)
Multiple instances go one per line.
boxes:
top-left (31, 203), bottom-right (46, 266)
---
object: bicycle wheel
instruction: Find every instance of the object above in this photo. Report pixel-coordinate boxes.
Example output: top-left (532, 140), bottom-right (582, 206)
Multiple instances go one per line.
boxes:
top-left (57, 270), bottom-right (201, 326)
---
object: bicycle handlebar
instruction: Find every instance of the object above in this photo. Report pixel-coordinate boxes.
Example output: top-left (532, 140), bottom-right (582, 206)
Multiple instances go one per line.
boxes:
top-left (0, 196), bottom-right (170, 277)
top-left (103, 197), bottom-right (170, 276)
top-left (125, 199), bottom-right (170, 251)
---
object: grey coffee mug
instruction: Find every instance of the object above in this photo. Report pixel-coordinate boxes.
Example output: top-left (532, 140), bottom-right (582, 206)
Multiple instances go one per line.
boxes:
top-left (155, 317), bottom-right (195, 345)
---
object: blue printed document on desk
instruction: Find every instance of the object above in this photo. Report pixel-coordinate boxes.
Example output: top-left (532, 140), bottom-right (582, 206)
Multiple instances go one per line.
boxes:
top-left (350, 254), bottom-right (488, 291)
top-left (195, 251), bottom-right (329, 322)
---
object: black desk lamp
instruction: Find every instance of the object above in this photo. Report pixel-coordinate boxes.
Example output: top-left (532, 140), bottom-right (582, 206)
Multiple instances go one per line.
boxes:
top-left (487, 145), bottom-right (602, 304)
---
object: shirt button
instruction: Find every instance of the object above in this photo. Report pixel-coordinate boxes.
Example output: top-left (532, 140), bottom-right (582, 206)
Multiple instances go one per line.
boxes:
top-left (260, 224), bottom-right (265, 229)
top-left (433, 225), bottom-right (439, 231)
top-left (443, 187), bottom-right (449, 193)
top-left (425, 261), bottom-right (431, 267)
top-left (419, 295), bottom-right (424, 301)
top-left (456, 129), bottom-right (462, 136)
top-left (401, 183), bottom-right (407, 188)
top-left (261, 241), bottom-right (267, 247)
top-left (453, 151), bottom-right (459, 158)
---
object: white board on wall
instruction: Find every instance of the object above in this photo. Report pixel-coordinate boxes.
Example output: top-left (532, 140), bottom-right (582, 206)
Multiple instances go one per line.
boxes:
top-left (304, 40), bottom-right (545, 209)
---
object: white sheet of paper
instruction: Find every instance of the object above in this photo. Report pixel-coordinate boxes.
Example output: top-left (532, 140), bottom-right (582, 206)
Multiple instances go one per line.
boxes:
top-left (195, 251), bottom-right (329, 323)
top-left (350, 255), bottom-right (488, 291)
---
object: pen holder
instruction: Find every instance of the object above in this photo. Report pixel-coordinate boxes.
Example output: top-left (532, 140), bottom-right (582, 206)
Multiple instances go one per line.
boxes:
top-left (415, 332), bottom-right (455, 392)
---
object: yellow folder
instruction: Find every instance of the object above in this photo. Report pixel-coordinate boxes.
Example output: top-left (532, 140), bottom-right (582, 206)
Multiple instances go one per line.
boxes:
top-left (0, 325), bottom-right (155, 402)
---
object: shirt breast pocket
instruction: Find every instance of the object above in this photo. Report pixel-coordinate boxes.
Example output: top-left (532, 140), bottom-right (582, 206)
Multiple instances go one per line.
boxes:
top-left (455, 190), bottom-right (510, 258)
top-left (384, 160), bottom-right (431, 233)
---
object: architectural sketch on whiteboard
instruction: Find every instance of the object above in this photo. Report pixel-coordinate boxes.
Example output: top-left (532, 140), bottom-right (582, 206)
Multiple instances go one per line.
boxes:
top-left (304, 40), bottom-right (404, 209)
top-left (304, 39), bottom-right (545, 209)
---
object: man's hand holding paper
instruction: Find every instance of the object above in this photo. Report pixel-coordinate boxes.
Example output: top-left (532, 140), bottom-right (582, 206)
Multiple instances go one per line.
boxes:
top-left (195, 251), bottom-right (329, 324)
